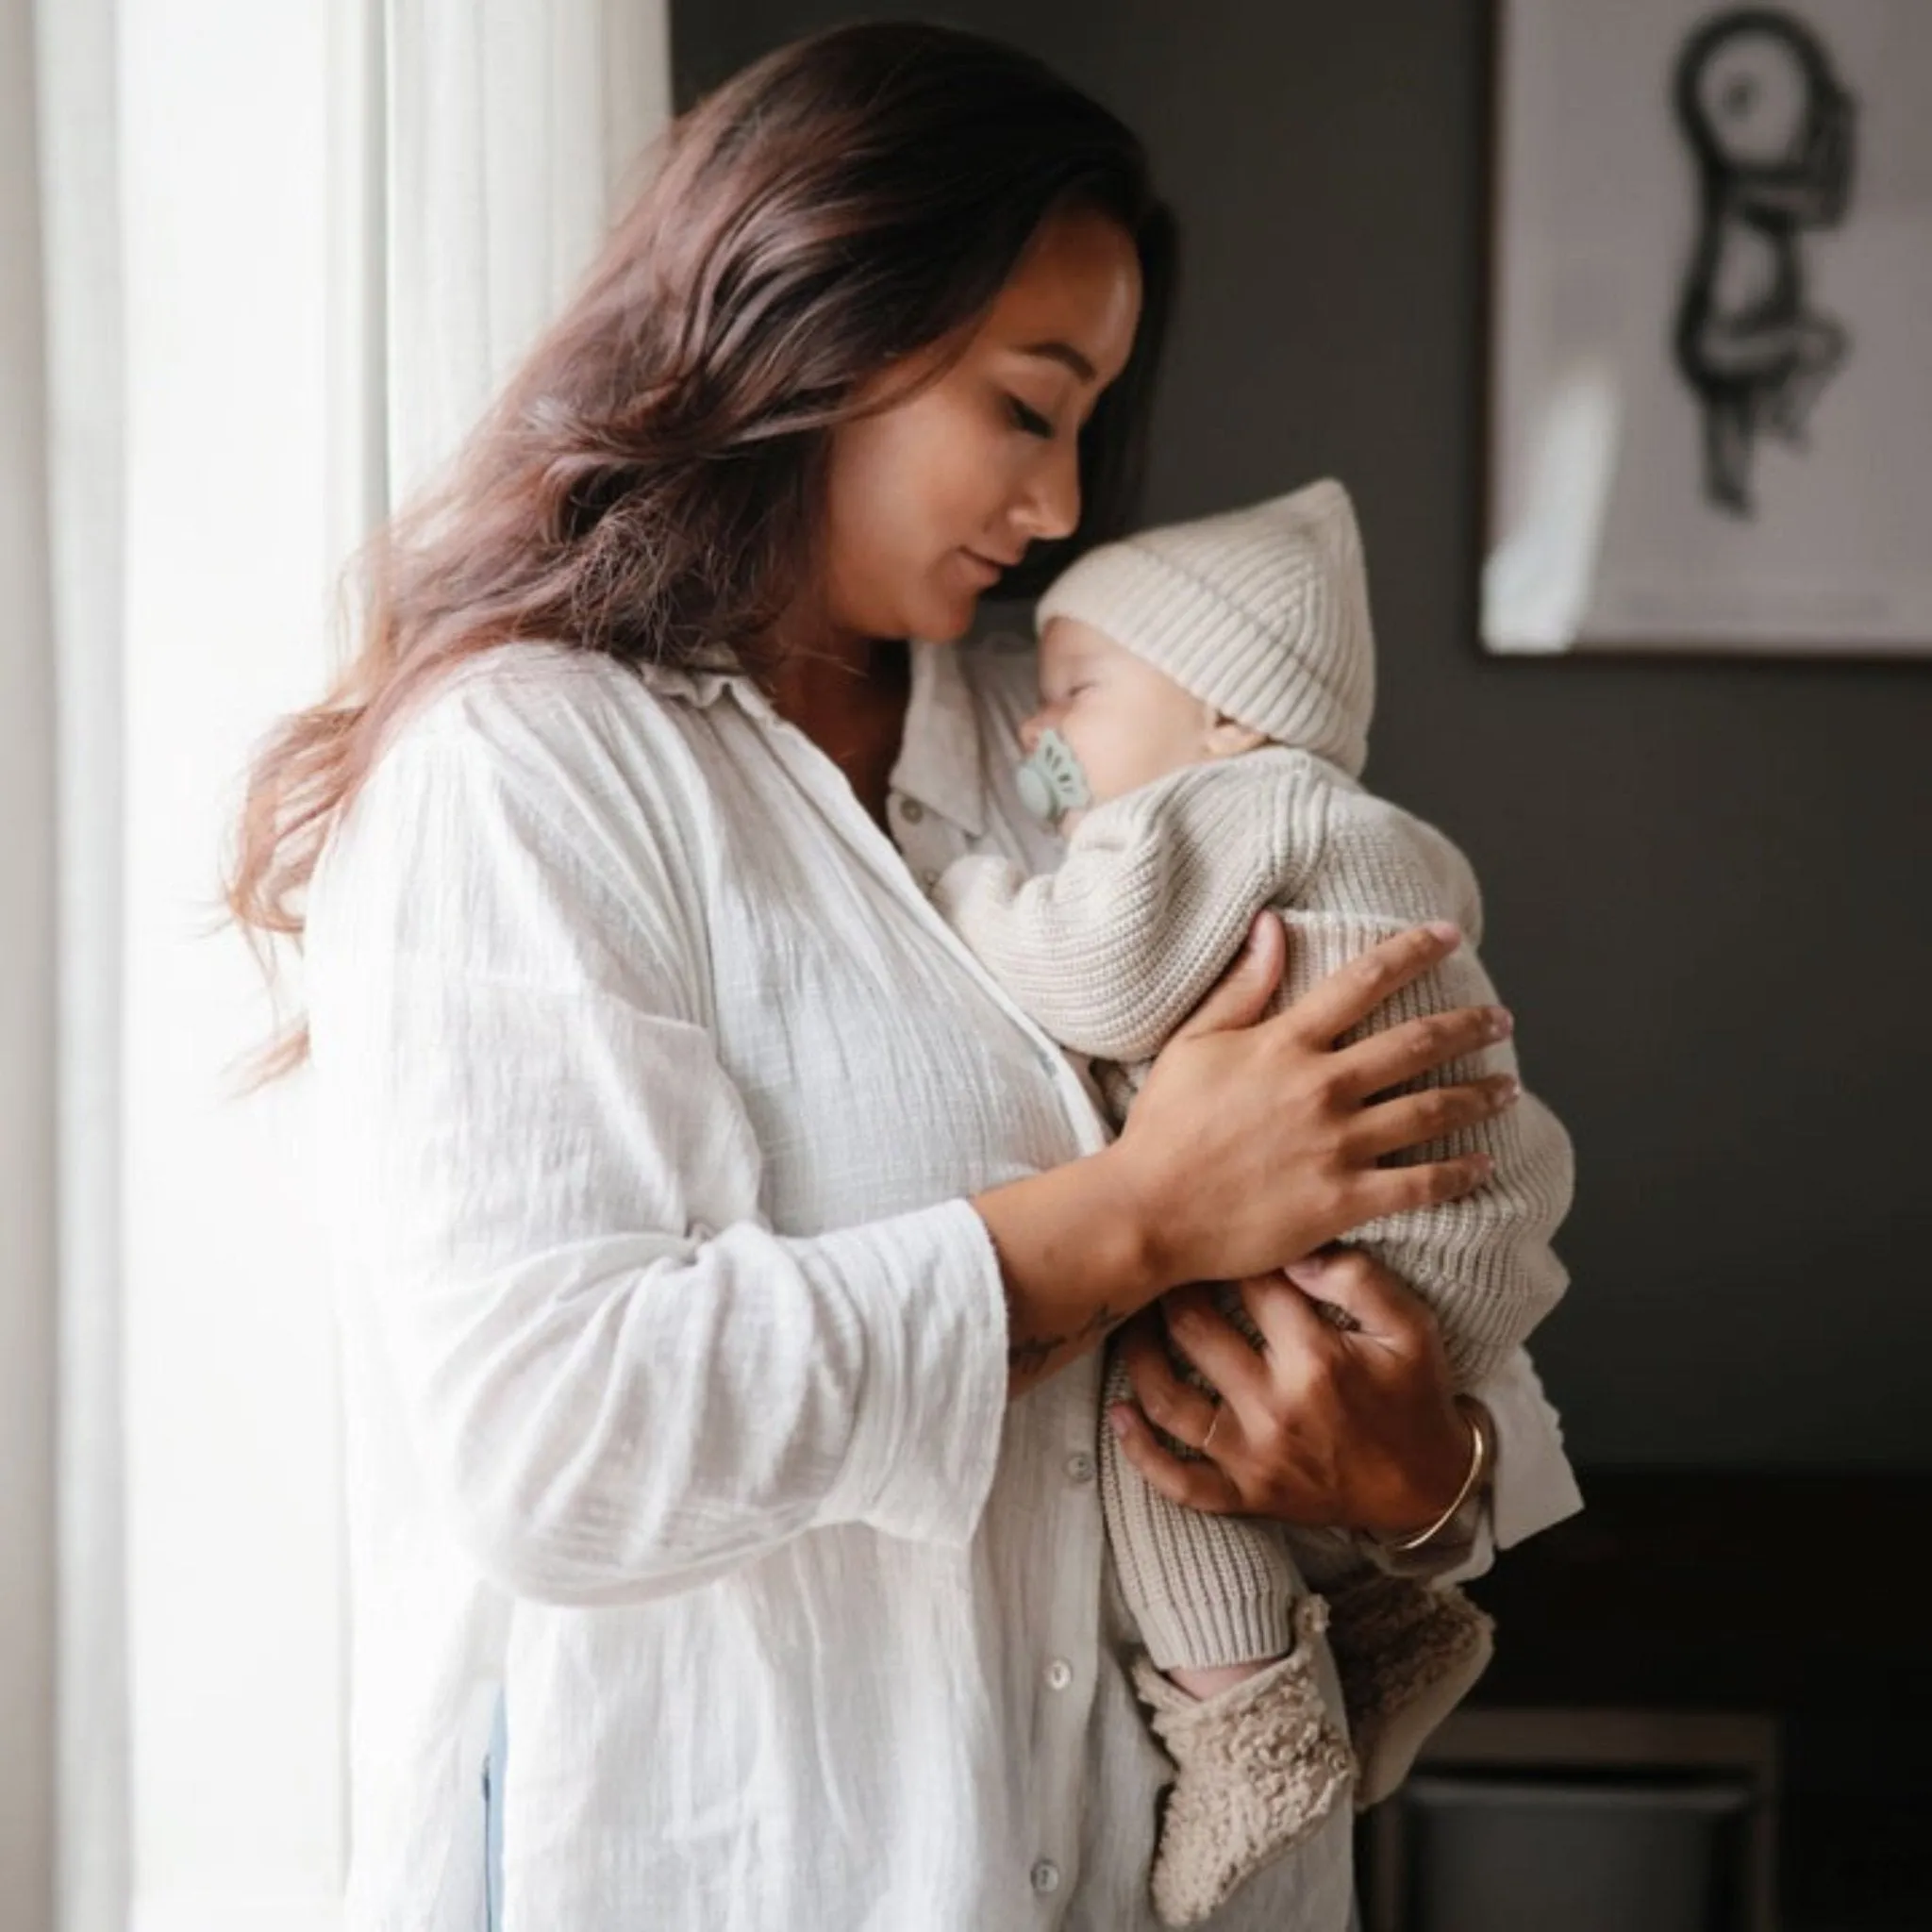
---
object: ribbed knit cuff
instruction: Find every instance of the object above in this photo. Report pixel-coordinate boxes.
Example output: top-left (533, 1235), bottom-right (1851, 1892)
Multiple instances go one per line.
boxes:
top-left (1136, 1576), bottom-right (1308, 1674)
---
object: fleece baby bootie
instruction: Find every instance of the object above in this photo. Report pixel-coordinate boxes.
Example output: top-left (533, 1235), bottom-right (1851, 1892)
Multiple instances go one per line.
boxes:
top-left (1130, 1596), bottom-right (1357, 1927)
top-left (1322, 1571), bottom-right (1494, 1809)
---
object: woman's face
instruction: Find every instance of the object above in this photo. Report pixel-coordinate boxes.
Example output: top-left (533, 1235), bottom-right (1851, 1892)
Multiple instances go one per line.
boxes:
top-left (820, 206), bottom-right (1144, 646)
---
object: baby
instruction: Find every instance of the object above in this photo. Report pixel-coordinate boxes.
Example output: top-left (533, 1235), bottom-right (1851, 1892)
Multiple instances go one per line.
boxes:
top-left (933, 480), bottom-right (1574, 1927)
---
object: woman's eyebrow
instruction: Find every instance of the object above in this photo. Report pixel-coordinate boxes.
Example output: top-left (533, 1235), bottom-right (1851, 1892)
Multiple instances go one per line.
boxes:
top-left (1017, 340), bottom-right (1097, 383)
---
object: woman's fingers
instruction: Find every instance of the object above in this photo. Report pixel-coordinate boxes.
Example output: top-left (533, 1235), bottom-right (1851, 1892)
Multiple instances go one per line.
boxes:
top-left (1331, 1003), bottom-right (1513, 1105)
top-left (1107, 920), bottom-right (1514, 1294)
top-left (1280, 1248), bottom-right (1437, 1348)
top-left (1159, 1288), bottom-right (1273, 1412)
top-left (1236, 1268), bottom-right (1351, 1361)
top-left (1353, 1151), bottom-right (1497, 1221)
top-left (1271, 923), bottom-right (1464, 1049)
top-left (1349, 1074), bottom-right (1521, 1160)
top-left (1106, 1403), bottom-right (1244, 1514)
top-left (1170, 911), bottom-right (1286, 1042)
top-left (1116, 1316), bottom-right (1226, 1451)
top-left (1232, 1251), bottom-right (1471, 1535)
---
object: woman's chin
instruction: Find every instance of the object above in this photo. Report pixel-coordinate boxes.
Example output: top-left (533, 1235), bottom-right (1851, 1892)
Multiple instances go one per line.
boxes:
top-left (919, 591), bottom-right (979, 643)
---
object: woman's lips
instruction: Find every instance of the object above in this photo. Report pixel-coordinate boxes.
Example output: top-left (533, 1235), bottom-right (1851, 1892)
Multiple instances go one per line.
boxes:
top-left (958, 548), bottom-right (1015, 584)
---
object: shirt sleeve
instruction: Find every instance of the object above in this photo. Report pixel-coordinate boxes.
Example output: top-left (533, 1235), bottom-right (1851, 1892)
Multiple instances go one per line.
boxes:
top-left (930, 761), bottom-right (1303, 1062)
top-left (307, 698), bottom-right (1011, 1608)
top-left (1430, 1346), bottom-right (1585, 1585)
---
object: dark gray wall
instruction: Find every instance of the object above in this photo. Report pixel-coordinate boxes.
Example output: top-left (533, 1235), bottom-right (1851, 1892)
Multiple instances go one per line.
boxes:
top-left (673, 2), bottom-right (1932, 1468)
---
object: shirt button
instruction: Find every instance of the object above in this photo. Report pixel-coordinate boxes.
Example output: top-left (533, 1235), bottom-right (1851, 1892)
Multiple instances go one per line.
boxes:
top-left (1045, 1657), bottom-right (1074, 1691)
top-left (899, 798), bottom-right (924, 824)
top-left (1065, 1451), bottom-right (1095, 1484)
top-left (1030, 1858), bottom-right (1061, 1895)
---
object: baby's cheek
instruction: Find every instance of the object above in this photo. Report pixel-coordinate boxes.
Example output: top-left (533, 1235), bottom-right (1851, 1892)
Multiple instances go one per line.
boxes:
top-left (1066, 717), bottom-right (1135, 805)
top-left (1102, 738), bottom-right (1191, 805)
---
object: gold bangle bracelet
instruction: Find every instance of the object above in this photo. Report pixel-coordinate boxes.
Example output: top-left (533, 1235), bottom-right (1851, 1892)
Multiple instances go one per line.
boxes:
top-left (1386, 1396), bottom-right (1492, 1554)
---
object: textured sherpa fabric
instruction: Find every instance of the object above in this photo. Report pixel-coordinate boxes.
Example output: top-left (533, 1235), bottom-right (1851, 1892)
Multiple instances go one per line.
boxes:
top-left (1322, 1571), bottom-right (1496, 1809)
top-left (1129, 1598), bottom-right (1357, 1927)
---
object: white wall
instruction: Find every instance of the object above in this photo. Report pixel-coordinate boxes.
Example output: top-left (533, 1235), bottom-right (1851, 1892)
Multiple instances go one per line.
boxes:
top-left (118, 2), bottom-right (345, 1926)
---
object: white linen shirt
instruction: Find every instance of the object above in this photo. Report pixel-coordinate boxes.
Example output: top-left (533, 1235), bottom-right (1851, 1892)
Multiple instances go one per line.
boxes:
top-left (306, 632), bottom-right (1581, 1932)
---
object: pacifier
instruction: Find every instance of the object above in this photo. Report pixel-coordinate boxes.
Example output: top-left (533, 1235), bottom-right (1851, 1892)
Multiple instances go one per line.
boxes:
top-left (1014, 728), bottom-right (1093, 826)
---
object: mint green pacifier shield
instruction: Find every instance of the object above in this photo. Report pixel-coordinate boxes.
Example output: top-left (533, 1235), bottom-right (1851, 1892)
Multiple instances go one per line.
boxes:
top-left (1015, 728), bottom-right (1093, 824)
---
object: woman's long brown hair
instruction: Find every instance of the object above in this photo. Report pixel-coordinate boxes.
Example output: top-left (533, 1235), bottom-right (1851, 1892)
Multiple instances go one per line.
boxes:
top-left (226, 21), bottom-right (1176, 1078)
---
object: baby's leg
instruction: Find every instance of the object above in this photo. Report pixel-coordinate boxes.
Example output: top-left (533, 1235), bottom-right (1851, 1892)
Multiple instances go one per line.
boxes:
top-left (1100, 1309), bottom-right (1355, 1925)
top-left (1098, 1299), bottom-right (1303, 1681)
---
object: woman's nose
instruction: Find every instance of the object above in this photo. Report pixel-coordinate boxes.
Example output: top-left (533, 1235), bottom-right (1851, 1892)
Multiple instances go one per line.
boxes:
top-left (1013, 440), bottom-right (1082, 544)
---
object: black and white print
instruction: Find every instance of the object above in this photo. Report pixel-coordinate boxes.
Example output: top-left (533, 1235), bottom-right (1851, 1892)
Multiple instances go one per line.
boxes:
top-left (1486, 0), bottom-right (1932, 656)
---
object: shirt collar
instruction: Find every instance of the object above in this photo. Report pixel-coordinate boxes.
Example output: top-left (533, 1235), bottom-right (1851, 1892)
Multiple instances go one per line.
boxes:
top-left (891, 640), bottom-right (987, 839)
top-left (630, 646), bottom-right (764, 717)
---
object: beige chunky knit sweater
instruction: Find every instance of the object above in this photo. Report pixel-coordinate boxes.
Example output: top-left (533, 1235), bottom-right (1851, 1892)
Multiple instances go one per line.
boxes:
top-left (933, 745), bottom-right (1574, 1388)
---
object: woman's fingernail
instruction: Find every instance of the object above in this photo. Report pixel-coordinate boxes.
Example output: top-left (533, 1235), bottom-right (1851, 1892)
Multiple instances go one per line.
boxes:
top-left (1496, 1074), bottom-right (1522, 1101)
top-left (1488, 1007), bottom-right (1514, 1039)
top-left (1285, 1254), bottom-right (1329, 1284)
top-left (1107, 1407), bottom-right (1132, 1439)
top-left (1426, 921), bottom-right (1461, 944)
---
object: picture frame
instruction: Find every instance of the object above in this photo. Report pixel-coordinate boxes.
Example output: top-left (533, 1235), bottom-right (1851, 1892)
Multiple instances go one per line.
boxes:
top-left (1481, 0), bottom-right (1932, 658)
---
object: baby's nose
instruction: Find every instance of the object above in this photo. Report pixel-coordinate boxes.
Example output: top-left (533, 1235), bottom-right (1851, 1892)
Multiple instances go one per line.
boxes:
top-left (1018, 711), bottom-right (1046, 754)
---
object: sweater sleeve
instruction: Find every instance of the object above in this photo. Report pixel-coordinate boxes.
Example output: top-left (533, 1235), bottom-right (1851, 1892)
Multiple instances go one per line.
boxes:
top-left (930, 759), bottom-right (1308, 1063)
top-left (306, 704), bottom-right (1009, 1608)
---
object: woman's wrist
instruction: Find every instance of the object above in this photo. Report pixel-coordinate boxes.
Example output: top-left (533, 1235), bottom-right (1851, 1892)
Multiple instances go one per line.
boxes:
top-left (973, 1146), bottom-right (1172, 1398)
top-left (1094, 1124), bottom-right (1206, 1298)
top-left (1085, 1137), bottom-right (1187, 1296)
top-left (1374, 1395), bottom-right (1492, 1555)
top-left (1389, 1396), bottom-right (1491, 1542)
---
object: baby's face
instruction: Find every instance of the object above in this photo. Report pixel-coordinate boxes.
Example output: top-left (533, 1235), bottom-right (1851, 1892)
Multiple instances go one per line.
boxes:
top-left (1022, 617), bottom-right (1250, 830)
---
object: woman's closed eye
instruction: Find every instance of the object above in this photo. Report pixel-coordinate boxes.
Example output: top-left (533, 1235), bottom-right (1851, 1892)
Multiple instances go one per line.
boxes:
top-left (1006, 394), bottom-right (1056, 439)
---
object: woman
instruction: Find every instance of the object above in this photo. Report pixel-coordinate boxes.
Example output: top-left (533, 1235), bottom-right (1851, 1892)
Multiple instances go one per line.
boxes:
top-left (230, 24), bottom-right (1578, 1930)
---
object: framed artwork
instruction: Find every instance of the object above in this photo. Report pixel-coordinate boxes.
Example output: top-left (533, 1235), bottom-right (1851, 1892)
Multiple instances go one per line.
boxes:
top-left (1482, 1), bottom-right (1932, 658)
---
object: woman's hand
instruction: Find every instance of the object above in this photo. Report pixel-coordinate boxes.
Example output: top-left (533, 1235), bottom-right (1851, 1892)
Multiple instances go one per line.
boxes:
top-left (975, 911), bottom-right (1515, 1399)
top-left (1107, 1249), bottom-right (1476, 1538)
top-left (1105, 913), bottom-right (1518, 1293)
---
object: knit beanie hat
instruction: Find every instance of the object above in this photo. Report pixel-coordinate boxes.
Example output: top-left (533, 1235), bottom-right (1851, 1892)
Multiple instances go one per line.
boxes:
top-left (1034, 478), bottom-right (1376, 777)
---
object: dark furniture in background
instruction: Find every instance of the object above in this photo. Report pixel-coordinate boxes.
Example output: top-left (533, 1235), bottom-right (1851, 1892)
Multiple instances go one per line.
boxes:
top-left (1364, 1707), bottom-right (1779, 1932)
top-left (1358, 1471), bottom-right (1932, 1930)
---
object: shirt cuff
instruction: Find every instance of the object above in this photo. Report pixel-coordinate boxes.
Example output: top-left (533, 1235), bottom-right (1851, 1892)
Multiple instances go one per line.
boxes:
top-left (1477, 1348), bottom-right (1585, 1551)
top-left (795, 1198), bottom-right (1010, 1549)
